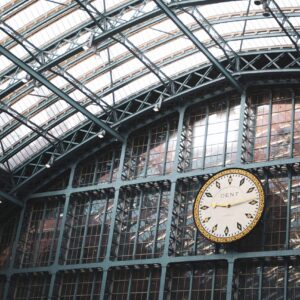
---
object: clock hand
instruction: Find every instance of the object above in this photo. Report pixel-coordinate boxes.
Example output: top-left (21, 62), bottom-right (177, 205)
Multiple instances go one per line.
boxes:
top-left (211, 198), bottom-right (257, 208)
top-left (226, 198), bottom-right (257, 207)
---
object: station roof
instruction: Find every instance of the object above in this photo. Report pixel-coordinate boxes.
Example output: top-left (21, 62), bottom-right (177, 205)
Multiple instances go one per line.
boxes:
top-left (0, 0), bottom-right (299, 195)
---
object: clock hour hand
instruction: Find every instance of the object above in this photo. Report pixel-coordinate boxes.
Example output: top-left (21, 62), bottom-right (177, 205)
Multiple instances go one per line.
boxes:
top-left (211, 202), bottom-right (230, 208)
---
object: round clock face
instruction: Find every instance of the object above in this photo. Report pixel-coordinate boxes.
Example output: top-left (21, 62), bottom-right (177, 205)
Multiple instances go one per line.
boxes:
top-left (193, 168), bottom-right (265, 243)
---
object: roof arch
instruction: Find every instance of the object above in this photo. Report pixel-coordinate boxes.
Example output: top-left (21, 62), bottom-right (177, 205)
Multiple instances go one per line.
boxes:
top-left (1, 0), bottom-right (300, 195)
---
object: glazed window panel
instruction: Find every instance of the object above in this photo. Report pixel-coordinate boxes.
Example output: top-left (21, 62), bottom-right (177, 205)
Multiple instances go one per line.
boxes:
top-left (64, 190), bottom-right (114, 264)
top-left (294, 92), bottom-right (300, 157)
top-left (167, 262), bottom-right (227, 300)
top-left (270, 91), bottom-right (292, 160)
top-left (290, 176), bottom-right (300, 249)
top-left (9, 273), bottom-right (50, 299)
top-left (245, 90), bottom-right (294, 162)
top-left (288, 264), bottom-right (300, 299)
top-left (73, 147), bottom-right (121, 187)
top-left (169, 179), bottom-right (214, 257)
top-left (180, 96), bottom-right (240, 172)
top-left (235, 261), bottom-right (260, 300)
top-left (0, 214), bottom-right (19, 268)
top-left (264, 176), bottom-right (288, 251)
top-left (55, 271), bottom-right (102, 299)
top-left (15, 197), bottom-right (64, 268)
top-left (123, 117), bottom-right (178, 180)
top-left (111, 184), bottom-right (169, 261)
top-left (262, 263), bottom-right (285, 299)
top-left (107, 268), bottom-right (160, 300)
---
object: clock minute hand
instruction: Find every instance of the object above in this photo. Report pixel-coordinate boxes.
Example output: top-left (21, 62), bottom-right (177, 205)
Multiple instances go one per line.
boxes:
top-left (226, 197), bottom-right (257, 207)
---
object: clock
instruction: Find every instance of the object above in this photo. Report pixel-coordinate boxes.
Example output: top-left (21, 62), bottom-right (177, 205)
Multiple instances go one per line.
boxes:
top-left (193, 168), bottom-right (265, 243)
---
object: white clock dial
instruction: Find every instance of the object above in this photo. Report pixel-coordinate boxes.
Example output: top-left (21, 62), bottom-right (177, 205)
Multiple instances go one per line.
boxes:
top-left (193, 168), bottom-right (265, 243)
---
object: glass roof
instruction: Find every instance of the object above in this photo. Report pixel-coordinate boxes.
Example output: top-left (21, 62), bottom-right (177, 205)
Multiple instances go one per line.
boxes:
top-left (1, 0), bottom-right (300, 173)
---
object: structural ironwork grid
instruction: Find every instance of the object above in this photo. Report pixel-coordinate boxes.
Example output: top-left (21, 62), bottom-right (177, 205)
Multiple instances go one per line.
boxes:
top-left (1, 0), bottom-right (300, 299)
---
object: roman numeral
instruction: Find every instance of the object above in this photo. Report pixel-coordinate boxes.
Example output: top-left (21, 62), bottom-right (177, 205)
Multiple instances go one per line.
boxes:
top-left (247, 187), bottom-right (255, 193)
top-left (212, 224), bottom-right (218, 233)
top-left (237, 223), bottom-right (242, 231)
top-left (200, 205), bottom-right (209, 210)
top-left (203, 217), bottom-right (211, 223)
top-left (249, 200), bottom-right (258, 205)
top-left (224, 226), bottom-right (229, 236)
top-left (245, 213), bottom-right (254, 219)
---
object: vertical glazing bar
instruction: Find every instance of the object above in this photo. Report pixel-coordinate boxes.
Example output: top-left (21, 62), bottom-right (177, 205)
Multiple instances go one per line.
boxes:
top-left (163, 180), bottom-right (176, 257)
top-left (89, 271), bottom-right (97, 300)
top-left (236, 90), bottom-right (247, 163)
top-left (266, 90), bottom-right (273, 161)
top-left (104, 134), bottom-right (128, 261)
top-left (173, 107), bottom-right (185, 172)
top-left (152, 187), bottom-right (163, 256)
top-left (33, 200), bottom-right (47, 266)
top-left (68, 162), bottom-right (76, 188)
top-left (226, 259), bottom-right (234, 300)
top-left (92, 158), bottom-right (98, 186)
top-left (285, 168), bottom-right (292, 249)
top-left (158, 265), bottom-right (167, 300)
top-left (222, 98), bottom-right (230, 167)
top-left (99, 269), bottom-right (108, 300)
top-left (146, 269), bottom-right (153, 300)
top-left (162, 121), bottom-right (171, 175)
top-left (144, 128), bottom-right (152, 178)
top-left (96, 192), bottom-right (110, 261)
top-left (210, 265), bottom-right (216, 300)
top-left (201, 105), bottom-right (209, 169)
top-left (48, 273), bottom-right (57, 300)
top-left (132, 190), bottom-right (144, 258)
top-left (187, 265), bottom-right (194, 300)
top-left (284, 260), bottom-right (288, 300)
top-left (79, 198), bottom-right (92, 262)
top-left (126, 270), bottom-right (133, 300)
top-left (290, 89), bottom-right (295, 158)
top-left (47, 202), bottom-right (63, 265)
top-left (48, 193), bottom-right (70, 299)
top-left (258, 262), bottom-right (263, 300)
top-left (72, 273), bottom-right (79, 300)
top-left (109, 150), bottom-right (116, 182)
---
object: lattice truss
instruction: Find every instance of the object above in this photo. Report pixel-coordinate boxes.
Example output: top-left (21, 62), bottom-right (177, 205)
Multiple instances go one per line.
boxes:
top-left (0, 0), bottom-right (300, 197)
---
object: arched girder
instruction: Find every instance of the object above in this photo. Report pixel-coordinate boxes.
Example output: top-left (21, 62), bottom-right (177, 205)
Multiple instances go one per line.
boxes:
top-left (154, 0), bottom-right (243, 93)
top-left (1, 27), bottom-right (295, 147)
top-left (0, 0), bottom-right (273, 98)
top-left (10, 49), bottom-right (300, 193)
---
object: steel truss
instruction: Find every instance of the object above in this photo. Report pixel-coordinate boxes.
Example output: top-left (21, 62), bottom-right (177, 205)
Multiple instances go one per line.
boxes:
top-left (0, 1), bottom-right (298, 162)
top-left (2, 87), bottom-right (300, 299)
top-left (8, 49), bottom-right (300, 193)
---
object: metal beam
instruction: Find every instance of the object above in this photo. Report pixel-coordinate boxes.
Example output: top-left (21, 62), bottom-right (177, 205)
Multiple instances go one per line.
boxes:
top-left (0, 190), bottom-right (23, 207)
top-left (75, 0), bottom-right (173, 90)
top-left (0, 45), bottom-right (124, 143)
top-left (265, 0), bottom-right (300, 53)
top-left (153, 0), bottom-right (243, 94)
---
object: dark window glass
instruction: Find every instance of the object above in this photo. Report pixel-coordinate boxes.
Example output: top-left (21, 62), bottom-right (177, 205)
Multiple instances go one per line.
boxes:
top-left (111, 183), bottom-right (169, 261)
top-left (123, 117), bottom-right (178, 180)
top-left (63, 190), bottom-right (114, 264)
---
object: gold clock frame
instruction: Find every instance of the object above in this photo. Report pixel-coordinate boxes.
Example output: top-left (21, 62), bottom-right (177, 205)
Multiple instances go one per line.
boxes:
top-left (193, 168), bottom-right (265, 243)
